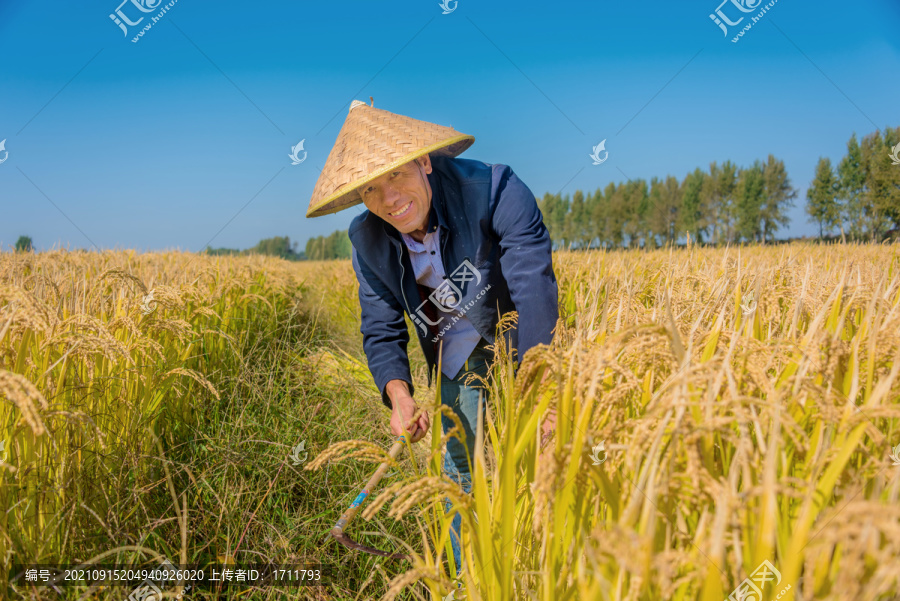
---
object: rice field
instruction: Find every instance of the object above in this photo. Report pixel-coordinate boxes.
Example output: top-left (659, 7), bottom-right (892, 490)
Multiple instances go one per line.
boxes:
top-left (3, 242), bottom-right (900, 600)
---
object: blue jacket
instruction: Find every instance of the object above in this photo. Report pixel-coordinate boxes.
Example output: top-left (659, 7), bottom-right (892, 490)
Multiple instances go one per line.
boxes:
top-left (349, 155), bottom-right (559, 409)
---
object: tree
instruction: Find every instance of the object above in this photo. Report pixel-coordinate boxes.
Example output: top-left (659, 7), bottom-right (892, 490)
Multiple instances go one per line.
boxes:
top-left (305, 230), bottom-right (351, 260)
top-left (604, 182), bottom-right (627, 248)
top-left (859, 127), bottom-right (900, 241)
top-left (15, 236), bottom-right (33, 252)
top-left (647, 175), bottom-right (681, 246)
top-left (538, 192), bottom-right (570, 249)
top-left (624, 179), bottom-right (650, 248)
top-left (838, 134), bottom-right (865, 240)
top-left (875, 126), bottom-right (900, 235)
top-left (251, 236), bottom-right (304, 260)
top-left (806, 157), bottom-right (840, 238)
top-left (205, 235), bottom-right (305, 259)
top-left (704, 161), bottom-right (738, 245)
top-left (760, 154), bottom-right (796, 243)
top-left (585, 188), bottom-right (604, 248)
top-left (565, 190), bottom-right (589, 248)
top-left (679, 168), bottom-right (708, 243)
top-left (735, 162), bottom-right (765, 243)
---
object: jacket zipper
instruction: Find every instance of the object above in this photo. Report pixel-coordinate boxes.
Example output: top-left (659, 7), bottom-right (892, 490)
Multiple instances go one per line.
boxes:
top-left (396, 242), bottom-right (411, 314)
top-left (440, 226), bottom-right (449, 277)
top-left (397, 240), bottom-right (435, 388)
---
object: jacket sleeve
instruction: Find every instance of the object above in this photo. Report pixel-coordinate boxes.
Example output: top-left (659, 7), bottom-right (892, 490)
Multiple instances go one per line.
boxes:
top-left (490, 165), bottom-right (559, 362)
top-left (351, 246), bottom-right (415, 409)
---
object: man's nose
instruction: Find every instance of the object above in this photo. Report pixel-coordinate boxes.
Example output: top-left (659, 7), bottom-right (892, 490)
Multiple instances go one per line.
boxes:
top-left (383, 181), bottom-right (402, 205)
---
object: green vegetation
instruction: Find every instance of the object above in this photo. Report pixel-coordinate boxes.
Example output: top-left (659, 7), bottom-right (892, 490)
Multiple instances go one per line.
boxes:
top-left (539, 155), bottom-right (798, 248)
top-left (0, 252), bottom-right (427, 600)
top-left (204, 231), bottom-right (352, 261)
top-left (305, 230), bottom-right (352, 261)
top-left (809, 127), bottom-right (900, 242)
top-left (14, 236), bottom-right (33, 252)
top-left (204, 235), bottom-right (305, 260)
top-left (540, 126), bottom-right (899, 248)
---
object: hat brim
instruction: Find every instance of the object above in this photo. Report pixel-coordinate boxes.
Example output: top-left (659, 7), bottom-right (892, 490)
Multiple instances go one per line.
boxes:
top-left (305, 134), bottom-right (474, 218)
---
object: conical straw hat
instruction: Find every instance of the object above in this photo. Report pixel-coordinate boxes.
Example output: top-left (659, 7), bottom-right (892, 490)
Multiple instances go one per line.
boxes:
top-left (306, 100), bottom-right (474, 217)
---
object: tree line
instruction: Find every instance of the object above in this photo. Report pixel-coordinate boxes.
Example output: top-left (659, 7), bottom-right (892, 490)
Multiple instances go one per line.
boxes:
top-left (806, 127), bottom-right (900, 242)
top-left (539, 126), bottom-right (899, 249)
top-left (205, 235), bottom-right (303, 259)
top-left (204, 231), bottom-right (352, 261)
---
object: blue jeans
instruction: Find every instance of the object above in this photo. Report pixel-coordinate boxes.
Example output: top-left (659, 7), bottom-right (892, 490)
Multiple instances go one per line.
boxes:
top-left (440, 340), bottom-right (493, 576)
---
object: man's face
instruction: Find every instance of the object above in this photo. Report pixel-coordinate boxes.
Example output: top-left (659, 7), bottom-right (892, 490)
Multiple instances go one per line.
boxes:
top-left (359, 154), bottom-right (432, 233)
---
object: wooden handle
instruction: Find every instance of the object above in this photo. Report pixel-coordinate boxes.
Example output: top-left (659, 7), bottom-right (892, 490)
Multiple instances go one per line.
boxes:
top-left (331, 435), bottom-right (406, 536)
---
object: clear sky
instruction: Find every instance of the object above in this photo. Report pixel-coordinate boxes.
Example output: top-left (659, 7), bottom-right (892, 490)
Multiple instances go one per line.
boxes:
top-left (1, 0), bottom-right (898, 253)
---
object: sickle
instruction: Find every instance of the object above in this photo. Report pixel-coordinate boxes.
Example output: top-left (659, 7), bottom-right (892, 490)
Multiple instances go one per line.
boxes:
top-left (329, 435), bottom-right (410, 560)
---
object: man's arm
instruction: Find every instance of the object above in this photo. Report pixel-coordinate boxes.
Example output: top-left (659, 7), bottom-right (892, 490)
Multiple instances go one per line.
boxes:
top-left (490, 165), bottom-right (559, 360)
top-left (351, 246), bottom-right (415, 409)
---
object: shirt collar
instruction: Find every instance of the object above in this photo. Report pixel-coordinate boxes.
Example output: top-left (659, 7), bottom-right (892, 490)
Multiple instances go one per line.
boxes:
top-left (400, 208), bottom-right (438, 250)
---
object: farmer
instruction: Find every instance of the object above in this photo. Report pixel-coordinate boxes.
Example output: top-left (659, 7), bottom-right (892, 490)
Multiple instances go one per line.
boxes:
top-left (306, 100), bottom-right (559, 572)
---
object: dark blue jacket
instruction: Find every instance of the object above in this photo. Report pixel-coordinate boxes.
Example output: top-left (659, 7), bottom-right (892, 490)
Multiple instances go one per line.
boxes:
top-left (349, 155), bottom-right (559, 409)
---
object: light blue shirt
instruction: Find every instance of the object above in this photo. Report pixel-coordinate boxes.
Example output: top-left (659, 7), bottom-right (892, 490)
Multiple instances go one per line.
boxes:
top-left (400, 229), bottom-right (483, 379)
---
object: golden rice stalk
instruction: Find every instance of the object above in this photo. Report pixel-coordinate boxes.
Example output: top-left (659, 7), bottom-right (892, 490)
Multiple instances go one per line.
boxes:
top-left (0, 285), bottom-right (55, 335)
top-left (303, 439), bottom-right (399, 471)
top-left (144, 318), bottom-right (195, 344)
top-left (382, 566), bottom-right (442, 601)
top-left (164, 368), bottom-right (220, 401)
top-left (360, 480), bottom-right (409, 520)
top-left (0, 369), bottom-right (49, 435)
top-left (189, 306), bottom-right (223, 321)
top-left (378, 476), bottom-right (474, 521)
top-left (41, 330), bottom-right (133, 367)
top-left (97, 268), bottom-right (149, 296)
top-left (136, 284), bottom-right (187, 314)
top-left (126, 333), bottom-right (167, 364)
top-left (237, 293), bottom-right (275, 312)
top-left (20, 273), bottom-right (62, 307)
top-left (106, 315), bottom-right (144, 341)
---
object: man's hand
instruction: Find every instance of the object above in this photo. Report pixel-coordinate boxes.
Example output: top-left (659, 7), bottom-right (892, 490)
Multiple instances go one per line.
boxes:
top-left (386, 379), bottom-right (430, 443)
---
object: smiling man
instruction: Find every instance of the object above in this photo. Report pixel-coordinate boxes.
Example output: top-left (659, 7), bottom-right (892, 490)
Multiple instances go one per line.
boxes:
top-left (306, 100), bottom-right (559, 572)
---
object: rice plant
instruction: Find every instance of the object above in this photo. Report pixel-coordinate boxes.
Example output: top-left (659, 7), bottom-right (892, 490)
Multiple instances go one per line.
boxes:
top-left (5, 241), bottom-right (900, 600)
top-left (344, 241), bottom-right (900, 601)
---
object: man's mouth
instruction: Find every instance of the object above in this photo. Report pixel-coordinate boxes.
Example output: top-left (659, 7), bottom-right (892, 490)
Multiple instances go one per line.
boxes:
top-left (389, 202), bottom-right (413, 218)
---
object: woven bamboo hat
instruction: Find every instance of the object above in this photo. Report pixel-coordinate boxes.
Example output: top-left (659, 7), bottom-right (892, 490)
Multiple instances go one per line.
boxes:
top-left (306, 100), bottom-right (474, 217)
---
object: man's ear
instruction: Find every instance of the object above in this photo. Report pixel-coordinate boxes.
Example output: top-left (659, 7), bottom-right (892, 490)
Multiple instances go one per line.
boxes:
top-left (418, 154), bottom-right (433, 174)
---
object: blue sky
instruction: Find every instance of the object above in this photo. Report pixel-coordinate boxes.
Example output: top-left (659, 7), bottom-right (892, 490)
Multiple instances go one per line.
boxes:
top-left (1, 0), bottom-right (898, 252)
